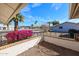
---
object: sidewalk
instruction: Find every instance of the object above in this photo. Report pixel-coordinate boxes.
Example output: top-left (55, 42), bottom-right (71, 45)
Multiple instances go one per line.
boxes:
top-left (44, 36), bottom-right (79, 52)
top-left (18, 36), bottom-right (79, 56)
top-left (18, 41), bottom-right (79, 56)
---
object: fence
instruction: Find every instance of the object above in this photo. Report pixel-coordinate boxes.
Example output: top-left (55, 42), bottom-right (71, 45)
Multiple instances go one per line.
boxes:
top-left (33, 31), bottom-right (44, 41)
top-left (43, 32), bottom-right (75, 41)
top-left (74, 33), bottom-right (79, 41)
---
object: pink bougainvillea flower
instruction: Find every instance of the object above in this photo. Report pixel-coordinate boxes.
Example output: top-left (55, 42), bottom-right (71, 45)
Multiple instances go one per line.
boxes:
top-left (6, 30), bottom-right (33, 43)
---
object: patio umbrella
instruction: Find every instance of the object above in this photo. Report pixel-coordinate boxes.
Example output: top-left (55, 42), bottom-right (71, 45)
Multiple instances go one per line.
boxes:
top-left (70, 3), bottom-right (79, 19)
top-left (0, 3), bottom-right (27, 25)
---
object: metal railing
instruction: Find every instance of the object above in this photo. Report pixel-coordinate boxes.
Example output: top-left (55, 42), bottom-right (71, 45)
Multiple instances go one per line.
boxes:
top-left (33, 31), bottom-right (44, 41)
top-left (74, 33), bottom-right (79, 41)
top-left (43, 32), bottom-right (75, 41)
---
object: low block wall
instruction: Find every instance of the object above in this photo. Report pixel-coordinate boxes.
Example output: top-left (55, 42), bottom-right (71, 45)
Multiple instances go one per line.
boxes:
top-left (0, 36), bottom-right (42, 56)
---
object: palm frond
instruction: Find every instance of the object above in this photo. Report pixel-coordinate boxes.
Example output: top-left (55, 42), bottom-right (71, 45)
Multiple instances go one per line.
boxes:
top-left (16, 13), bottom-right (24, 22)
top-left (34, 21), bottom-right (38, 24)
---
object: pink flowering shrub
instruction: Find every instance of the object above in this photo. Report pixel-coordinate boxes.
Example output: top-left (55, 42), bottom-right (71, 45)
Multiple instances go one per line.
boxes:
top-left (6, 30), bottom-right (33, 43)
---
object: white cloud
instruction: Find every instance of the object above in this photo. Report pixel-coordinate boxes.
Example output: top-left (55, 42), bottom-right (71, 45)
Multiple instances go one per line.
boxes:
top-left (24, 7), bottom-right (31, 12)
top-left (25, 15), bottom-right (46, 24)
top-left (55, 6), bottom-right (60, 10)
top-left (25, 15), bottom-right (35, 22)
top-left (51, 4), bottom-right (56, 8)
top-left (51, 3), bottom-right (62, 10)
top-left (21, 6), bottom-right (31, 13)
top-left (32, 3), bottom-right (42, 8)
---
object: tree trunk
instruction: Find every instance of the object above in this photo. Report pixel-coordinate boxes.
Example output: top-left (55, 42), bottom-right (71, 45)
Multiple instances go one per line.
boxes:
top-left (7, 24), bottom-right (9, 30)
top-left (14, 20), bottom-right (18, 31)
top-left (49, 23), bottom-right (50, 30)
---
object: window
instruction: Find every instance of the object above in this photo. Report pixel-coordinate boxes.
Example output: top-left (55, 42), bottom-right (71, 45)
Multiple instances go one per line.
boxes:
top-left (59, 26), bottom-right (63, 29)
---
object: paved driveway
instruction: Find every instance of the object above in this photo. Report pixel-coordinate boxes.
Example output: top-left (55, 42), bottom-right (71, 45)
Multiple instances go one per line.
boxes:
top-left (18, 36), bottom-right (79, 56)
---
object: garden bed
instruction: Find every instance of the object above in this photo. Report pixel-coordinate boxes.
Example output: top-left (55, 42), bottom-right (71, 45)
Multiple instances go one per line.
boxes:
top-left (0, 30), bottom-right (33, 46)
top-left (0, 36), bottom-right (42, 56)
top-left (6, 30), bottom-right (33, 43)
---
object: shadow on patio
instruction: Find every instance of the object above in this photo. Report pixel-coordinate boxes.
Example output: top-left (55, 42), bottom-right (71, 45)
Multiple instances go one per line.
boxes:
top-left (38, 41), bottom-right (79, 56)
top-left (18, 41), bottom-right (79, 56)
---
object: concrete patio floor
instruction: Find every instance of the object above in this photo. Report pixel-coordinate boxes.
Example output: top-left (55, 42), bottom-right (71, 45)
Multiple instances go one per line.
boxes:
top-left (18, 36), bottom-right (79, 56)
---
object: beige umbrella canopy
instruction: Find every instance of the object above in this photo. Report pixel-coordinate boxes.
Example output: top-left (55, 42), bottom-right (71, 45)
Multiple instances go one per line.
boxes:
top-left (70, 3), bottom-right (79, 19)
top-left (0, 3), bottom-right (27, 25)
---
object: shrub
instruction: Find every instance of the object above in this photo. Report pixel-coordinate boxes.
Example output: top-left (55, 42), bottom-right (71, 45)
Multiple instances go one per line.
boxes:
top-left (68, 29), bottom-right (78, 38)
top-left (6, 30), bottom-right (33, 43)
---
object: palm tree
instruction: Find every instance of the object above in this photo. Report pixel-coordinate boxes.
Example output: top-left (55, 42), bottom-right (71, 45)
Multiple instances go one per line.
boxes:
top-left (8, 13), bottom-right (24, 31)
top-left (34, 20), bottom-right (38, 25)
top-left (31, 24), bottom-right (33, 29)
top-left (52, 21), bottom-right (59, 25)
top-left (48, 21), bottom-right (52, 30)
top-left (34, 20), bottom-right (38, 27)
top-left (31, 21), bottom-right (38, 29)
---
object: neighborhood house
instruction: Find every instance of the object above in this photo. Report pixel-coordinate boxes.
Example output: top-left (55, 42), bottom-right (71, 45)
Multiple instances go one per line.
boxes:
top-left (50, 22), bottom-right (79, 33)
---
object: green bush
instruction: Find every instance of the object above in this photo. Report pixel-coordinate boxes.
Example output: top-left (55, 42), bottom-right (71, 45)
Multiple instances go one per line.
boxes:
top-left (68, 29), bottom-right (78, 38)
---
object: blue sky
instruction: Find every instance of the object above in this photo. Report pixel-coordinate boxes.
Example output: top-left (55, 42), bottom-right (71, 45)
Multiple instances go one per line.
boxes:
top-left (18, 3), bottom-right (79, 26)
